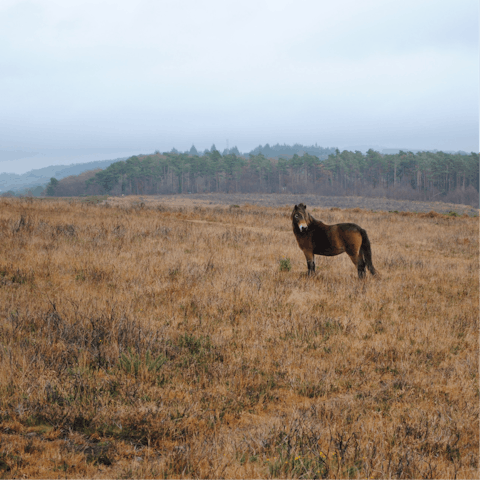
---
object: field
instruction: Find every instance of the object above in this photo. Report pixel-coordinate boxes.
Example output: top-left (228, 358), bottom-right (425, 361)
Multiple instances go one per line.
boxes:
top-left (106, 192), bottom-right (480, 216)
top-left (0, 195), bottom-right (478, 479)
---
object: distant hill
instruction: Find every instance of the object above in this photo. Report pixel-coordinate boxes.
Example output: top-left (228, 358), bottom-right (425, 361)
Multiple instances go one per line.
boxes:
top-left (0, 157), bottom-right (127, 194)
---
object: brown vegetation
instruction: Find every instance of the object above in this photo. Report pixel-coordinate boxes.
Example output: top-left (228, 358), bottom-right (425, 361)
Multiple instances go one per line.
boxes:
top-left (49, 169), bottom-right (101, 197)
top-left (0, 197), bottom-right (478, 478)
top-left (106, 192), bottom-right (480, 217)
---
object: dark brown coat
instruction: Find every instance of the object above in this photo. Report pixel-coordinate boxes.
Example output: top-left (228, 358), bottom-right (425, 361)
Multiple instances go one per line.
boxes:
top-left (291, 203), bottom-right (377, 278)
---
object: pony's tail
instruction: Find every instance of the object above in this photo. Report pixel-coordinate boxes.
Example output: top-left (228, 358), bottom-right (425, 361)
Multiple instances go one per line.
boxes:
top-left (360, 228), bottom-right (377, 276)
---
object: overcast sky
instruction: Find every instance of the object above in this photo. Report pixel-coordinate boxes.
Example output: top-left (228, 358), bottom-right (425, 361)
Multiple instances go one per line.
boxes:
top-left (0, 0), bottom-right (478, 172)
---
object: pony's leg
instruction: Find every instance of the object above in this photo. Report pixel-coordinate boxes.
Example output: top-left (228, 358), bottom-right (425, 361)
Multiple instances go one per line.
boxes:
top-left (304, 252), bottom-right (315, 275)
top-left (347, 252), bottom-right (366, 279)
top-left (357, 256), bottom-right (366, 279)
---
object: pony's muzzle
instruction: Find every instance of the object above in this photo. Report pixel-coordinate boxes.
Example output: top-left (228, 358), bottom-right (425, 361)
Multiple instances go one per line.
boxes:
top-left (298, 222), bottom-right (307, 231)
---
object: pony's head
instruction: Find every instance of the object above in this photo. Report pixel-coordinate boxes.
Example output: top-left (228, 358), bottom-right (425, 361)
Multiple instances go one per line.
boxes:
top-left (291, 203), bottom-right (310, 232)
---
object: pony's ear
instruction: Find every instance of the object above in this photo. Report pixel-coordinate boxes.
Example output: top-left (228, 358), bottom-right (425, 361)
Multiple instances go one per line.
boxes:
top-left (299, 203), bottom-right (306, 209)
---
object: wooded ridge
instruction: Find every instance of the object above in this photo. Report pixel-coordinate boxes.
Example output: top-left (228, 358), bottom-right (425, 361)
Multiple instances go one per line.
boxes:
top-left (44, 148), bottom-right (479, 206)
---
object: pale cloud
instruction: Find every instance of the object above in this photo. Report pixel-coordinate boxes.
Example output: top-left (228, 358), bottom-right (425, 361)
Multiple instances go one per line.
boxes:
top-left (0, 0), bottom-right (477, 165)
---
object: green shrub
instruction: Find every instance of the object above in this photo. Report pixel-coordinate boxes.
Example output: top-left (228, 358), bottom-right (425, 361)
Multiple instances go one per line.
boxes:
top-left (279, 258), bottom-right (292, 272)
top-left (119, 348), bottom-right (167, 377)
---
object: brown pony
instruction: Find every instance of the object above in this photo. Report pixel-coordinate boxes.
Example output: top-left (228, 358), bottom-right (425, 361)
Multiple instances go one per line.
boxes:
top-left (291, 203), bottom-right (377, 278)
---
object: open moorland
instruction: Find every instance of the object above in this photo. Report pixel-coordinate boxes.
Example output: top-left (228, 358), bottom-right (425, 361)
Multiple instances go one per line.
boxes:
top-left (105, 193), bottom-right (479, 216)
top-left (0, 196), bottom-right (478, 478)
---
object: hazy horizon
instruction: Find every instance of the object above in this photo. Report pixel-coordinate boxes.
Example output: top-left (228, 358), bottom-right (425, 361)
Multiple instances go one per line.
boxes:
top-left (1, 0), bottom-right (478, 174)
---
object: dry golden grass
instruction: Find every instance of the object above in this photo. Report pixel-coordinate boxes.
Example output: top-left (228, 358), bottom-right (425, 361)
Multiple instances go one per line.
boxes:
top-left (0, 196), bottom-right (478, 479)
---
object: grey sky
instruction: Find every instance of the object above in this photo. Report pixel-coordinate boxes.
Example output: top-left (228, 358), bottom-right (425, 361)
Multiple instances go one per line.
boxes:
top-left (0, 0), bottom-right (478, 173)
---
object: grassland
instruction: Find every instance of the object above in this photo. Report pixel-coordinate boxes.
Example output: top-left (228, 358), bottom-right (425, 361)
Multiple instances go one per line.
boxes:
top-left (111, 192), bottom-right (479, 216)
top-left (0, 196), bottom-right (478, 479)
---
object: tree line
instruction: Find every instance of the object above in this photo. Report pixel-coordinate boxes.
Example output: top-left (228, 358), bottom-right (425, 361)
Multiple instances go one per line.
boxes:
top-left (44, 148), bottom-right (479, 206)
top-left (159, 142), bottom-right (336, 159)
